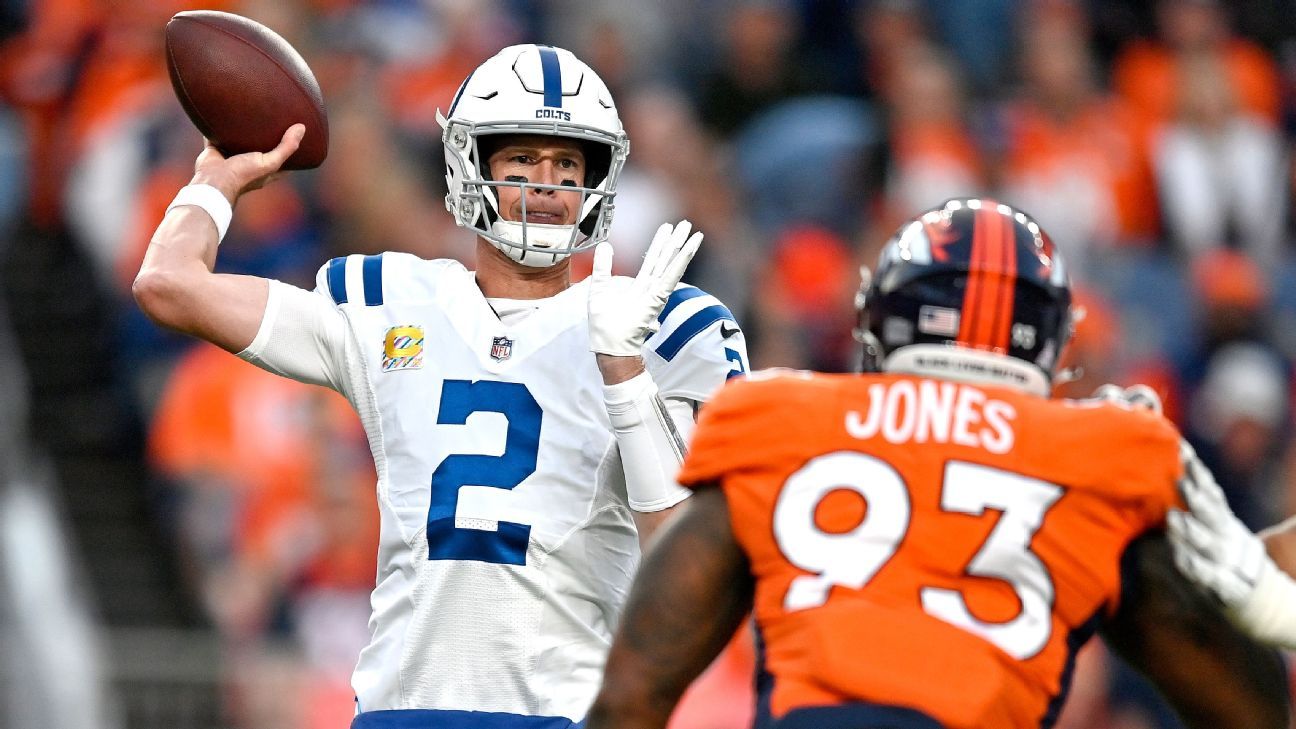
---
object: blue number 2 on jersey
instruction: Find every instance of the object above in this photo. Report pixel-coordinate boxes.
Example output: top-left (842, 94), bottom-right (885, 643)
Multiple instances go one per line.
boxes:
top-left (427, 380), bottom-right (541, 565)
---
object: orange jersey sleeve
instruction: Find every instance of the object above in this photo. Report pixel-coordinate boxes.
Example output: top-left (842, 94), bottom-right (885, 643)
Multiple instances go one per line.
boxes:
top-left (680, 371), bottom-right (1184, 729)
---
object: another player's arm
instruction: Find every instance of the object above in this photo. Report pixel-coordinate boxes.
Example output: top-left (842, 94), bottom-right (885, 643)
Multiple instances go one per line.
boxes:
top-left (1101, 533), bottom-right (1290, 729)
top-left (585, 485), bottom-right (754, 729)
top-left (133, 125), bottom-right (304, 352)
top-left (1168, 443), bottom-right (1296, 647)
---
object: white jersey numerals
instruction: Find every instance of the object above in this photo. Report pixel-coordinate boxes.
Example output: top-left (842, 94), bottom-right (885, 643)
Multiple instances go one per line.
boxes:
top-left (920, 462), bottom-right (1062, 659)
top-left (774, 452), bottom-right (911, 611)
top-left (773, 452), bottom-right (1063, 660)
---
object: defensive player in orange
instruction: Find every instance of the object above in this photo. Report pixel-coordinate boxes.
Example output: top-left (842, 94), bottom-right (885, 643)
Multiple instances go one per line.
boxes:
top-left (585, 199), bottom-right (1290, 729)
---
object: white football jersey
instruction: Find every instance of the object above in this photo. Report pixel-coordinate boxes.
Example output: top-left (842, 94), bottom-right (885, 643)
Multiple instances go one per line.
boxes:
top-left (241, 252), bottom-right (747, 726)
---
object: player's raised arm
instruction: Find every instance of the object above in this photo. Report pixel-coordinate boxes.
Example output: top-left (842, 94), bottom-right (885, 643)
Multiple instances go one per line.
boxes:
top-left (1102, 533), bottom-right (1290, 729)
top-left (132, 124), bottom-right (304, 353)
top-left (588, 220), bottom-right (706, 542)
top-left (584, 485), bottom-right (754, 729)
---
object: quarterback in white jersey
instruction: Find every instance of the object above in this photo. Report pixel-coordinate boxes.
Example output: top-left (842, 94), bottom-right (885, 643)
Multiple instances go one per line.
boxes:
top-left (135, 45), bottom-right (748, 728)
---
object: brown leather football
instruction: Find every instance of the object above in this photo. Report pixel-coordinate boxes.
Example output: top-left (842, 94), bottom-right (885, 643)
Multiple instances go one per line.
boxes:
top-left (165, 10), bottom-right (328, 170)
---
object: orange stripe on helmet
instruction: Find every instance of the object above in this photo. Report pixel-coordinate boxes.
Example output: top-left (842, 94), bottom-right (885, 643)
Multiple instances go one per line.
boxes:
top-left (991, 209), bottom-right (1018, 353)
top-left (957, 207), bottom-right (989, 349)
top-left (976, 207), bottom-right (1005, 351)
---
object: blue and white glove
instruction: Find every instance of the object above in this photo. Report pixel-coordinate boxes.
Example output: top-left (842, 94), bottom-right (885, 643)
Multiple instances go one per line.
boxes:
top-left (1090, 383), bottom-right (1163, 414)
top-left (588, 220), bottom-right (703, 357)
top-left (1168, 440), bottom-right (1296, 647)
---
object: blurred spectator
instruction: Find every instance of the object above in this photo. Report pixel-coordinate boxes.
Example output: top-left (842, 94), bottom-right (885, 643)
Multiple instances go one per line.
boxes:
top-left (879, 43), bottom-right (986, 222)
top-left (921, 0), bottom-right (1018, 94)
top-left (317, 93), bottom-right (466, 262)
top-left (607, 85), bottom-right (693, 271)
top-left (543, 1), bottom-right (674, 97)
top-left (1185, 247), bottom-right (1270, 354)
top-left (1186, 341), bottom-right (1291, 529)
top-left (148, 344), bottom-right (375, 637)
top-left (999, 4), bottom-right (1158, 273)
top-left (694, 0), bottom-right (811, 137)
top-left (380, 0), bottom-right (519, 134)
top-left (1113, 0), bottom-right (1281, 127)
top-left (1152, 50), bottom-right (1288, 265)
top-left (731, 96), bottom-right (879, 237)
top-left (149, 344), bottom-right (377, 727)
top-left (762, 225), bottom-right (858, 372)
top-left (854, 0), bottom-right (930, 100)
top-left (1161, 250), bottom-right (1288, 527)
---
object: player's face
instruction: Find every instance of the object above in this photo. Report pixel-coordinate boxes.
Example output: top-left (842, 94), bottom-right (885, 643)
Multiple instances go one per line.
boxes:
top-left (486, 136), bottom-right (586, 227)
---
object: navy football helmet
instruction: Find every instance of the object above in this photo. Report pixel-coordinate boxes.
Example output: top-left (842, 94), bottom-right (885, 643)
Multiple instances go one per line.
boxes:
top-left (856, 198), bottom-right (1073, 395)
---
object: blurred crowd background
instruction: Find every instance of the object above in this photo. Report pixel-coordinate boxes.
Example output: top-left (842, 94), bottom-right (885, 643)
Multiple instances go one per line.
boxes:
top-left (1, 0), bottom-right (1296, 727)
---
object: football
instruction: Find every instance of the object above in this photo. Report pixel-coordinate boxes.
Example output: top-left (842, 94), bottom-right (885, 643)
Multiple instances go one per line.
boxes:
top-left (165, 10), bottom-right (328, 170)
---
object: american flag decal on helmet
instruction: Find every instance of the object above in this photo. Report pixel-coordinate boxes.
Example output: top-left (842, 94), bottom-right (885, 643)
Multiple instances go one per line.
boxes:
top-left (490, 336), bottom-right (514, 362)
top-left (918, 305), bottom-right (961, 337)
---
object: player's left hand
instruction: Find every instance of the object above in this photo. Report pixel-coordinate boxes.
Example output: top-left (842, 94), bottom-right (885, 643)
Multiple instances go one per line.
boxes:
top-left (1168, 440), bottom-right (1265, 608)
top-left (1090, 383), bottom-right (1163, 414)
top-left (588, 220), bottom-right (703, 357)
top-left (1169, 440), bottom-right (1296, 647)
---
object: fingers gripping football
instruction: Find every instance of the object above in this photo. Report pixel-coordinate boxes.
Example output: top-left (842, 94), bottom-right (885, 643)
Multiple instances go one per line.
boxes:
top-left (588, 220), bottom-right (704, 357)
top-left (193, 123), bottom-right (306, 204)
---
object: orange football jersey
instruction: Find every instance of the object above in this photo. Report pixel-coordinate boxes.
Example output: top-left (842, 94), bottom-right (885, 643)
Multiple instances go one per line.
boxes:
top-left (677, 371), bottom-right (1184, 729)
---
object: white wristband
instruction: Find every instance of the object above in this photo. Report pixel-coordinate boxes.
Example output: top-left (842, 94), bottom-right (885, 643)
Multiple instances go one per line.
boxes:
top-left (604, 371), bottom-right (693, 512)
top-left (167, 184), bottom-right (233, 243)
top-left (1230, 556), bottom-right (1296, 649)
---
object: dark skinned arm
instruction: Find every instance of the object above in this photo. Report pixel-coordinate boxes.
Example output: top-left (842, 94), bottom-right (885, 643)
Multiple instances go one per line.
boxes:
top-left (1101, 532), bottom-right (1290, 729)
top-left (585, 485), bottom-right (755, 729)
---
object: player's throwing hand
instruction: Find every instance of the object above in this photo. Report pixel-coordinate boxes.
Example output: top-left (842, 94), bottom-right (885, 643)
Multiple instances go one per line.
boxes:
top-left (587, 220), bottom-right (703, 357)
top-left (192, 123), bottom-right (306, 205)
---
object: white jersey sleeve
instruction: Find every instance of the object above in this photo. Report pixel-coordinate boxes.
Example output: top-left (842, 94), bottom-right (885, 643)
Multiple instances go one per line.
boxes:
top-left (234, 258), bottom-right (360, 400)
top-left (643, 284), bottom-right (749, 404)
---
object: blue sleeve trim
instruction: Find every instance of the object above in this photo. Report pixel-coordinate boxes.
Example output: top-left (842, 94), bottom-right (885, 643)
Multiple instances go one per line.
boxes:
top-left (657, 286), bottom-right (707, 323)
top-left (655, 304), bottom-right (736, 362)
top-left (362, 254), bottom-right (384, 306)
top-left (326, 257), bottom-right (348, 305)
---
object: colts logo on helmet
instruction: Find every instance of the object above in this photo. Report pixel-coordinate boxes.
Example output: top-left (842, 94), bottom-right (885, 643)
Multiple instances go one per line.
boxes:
top-left (536, 108), bottom-right (571, 121)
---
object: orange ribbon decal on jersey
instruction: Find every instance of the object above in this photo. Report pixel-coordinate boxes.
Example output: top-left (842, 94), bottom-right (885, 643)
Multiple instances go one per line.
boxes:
top-left (957, 204), bottom-right (1017, 353)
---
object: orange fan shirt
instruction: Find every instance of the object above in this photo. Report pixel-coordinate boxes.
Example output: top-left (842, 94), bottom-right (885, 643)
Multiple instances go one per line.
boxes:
top-left (677, 371), bottom-right (1184, 728)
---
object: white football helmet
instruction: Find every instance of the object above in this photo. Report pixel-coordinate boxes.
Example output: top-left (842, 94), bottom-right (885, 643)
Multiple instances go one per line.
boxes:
top-left (437, 44), bottom-right (629, 268)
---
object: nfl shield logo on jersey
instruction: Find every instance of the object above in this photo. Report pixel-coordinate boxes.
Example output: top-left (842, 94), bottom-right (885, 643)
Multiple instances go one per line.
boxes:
top-left (490, 336), bottom-right (514, 362)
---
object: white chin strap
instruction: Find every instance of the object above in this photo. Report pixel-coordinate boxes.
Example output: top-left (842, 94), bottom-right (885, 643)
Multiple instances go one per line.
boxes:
top-left (489, 220), bottom-right (582, 268)
top-left (883, 344), bottom-right (1051, 397)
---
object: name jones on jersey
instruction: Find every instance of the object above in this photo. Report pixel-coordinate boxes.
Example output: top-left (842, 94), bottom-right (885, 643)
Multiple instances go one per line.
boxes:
top-left (845, 380), bottom-right (1016, 454)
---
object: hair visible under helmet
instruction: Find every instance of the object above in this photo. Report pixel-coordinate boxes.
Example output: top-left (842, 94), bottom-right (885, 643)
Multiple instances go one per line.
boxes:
top-left (436, 44), bottom-right (629, 268)
top-left (855, 198), bottom-right (1074, 396)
